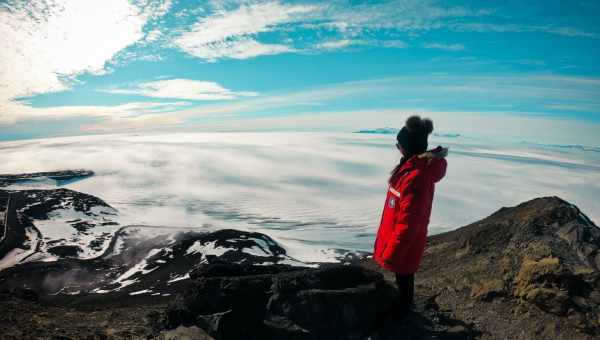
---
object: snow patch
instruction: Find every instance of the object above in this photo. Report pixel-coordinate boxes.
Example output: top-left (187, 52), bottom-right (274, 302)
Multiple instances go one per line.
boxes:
top-left (30, 204), bottom-right (120, 260)
top-left (0, 227), bottom-right (39, 270)
top-left (276, 238), bottom-right (340, 264)
top-left (186, 240), bottom-right (230, 257)
top-left (113, 248), bottom-right (162, 284)
top-left (167, 272), bottom-right (190, 284)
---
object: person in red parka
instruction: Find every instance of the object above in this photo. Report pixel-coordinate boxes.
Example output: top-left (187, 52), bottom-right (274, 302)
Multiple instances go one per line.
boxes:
top-left (373, 115), bottom-right (448, 315)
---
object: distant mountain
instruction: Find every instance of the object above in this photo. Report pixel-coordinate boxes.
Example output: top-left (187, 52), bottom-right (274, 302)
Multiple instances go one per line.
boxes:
top-left (0, 169), bottom-right (93, 187)
top-left (519, 141), bottom-right (600, 153)
top-left (353, 127), bottom-right (399, 134)
top-left (353, 128), bottom-right (461, 139)
top-left (433, 132), bottom-right (461, 138)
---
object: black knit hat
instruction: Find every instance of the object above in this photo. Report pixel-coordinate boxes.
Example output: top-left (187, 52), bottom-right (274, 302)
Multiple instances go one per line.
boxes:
top-left (396, 115), bottom-right (434, 155)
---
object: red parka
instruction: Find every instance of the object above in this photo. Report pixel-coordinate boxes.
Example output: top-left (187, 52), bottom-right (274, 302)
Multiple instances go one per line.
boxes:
top-left (373, 146), bottom-right (448, 274)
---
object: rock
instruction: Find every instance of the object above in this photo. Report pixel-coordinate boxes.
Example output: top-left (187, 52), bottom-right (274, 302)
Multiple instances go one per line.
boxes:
top-left (48, 245), bottom-right (83, 257)
top-left (513, 257), bottom-right (576, 315)
top-left (265, 265), bottom-right (396, 339)
top-left (470, 279), bottom-right (505, 301)
top-left (11, 287), bottom-right (40, 302)
top-left (154, 326), bottom-right (214, 340)
top-left (164, 263), bottom-right (301, 339)
top-left (447, 325), bottom-right (467, 333)
top-left (0, 170), bottom-right (94, 187)
top-left (162, 263), bottom-right (398, 340)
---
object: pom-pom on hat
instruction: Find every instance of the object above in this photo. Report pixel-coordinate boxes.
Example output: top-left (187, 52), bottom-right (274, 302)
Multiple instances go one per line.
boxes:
top-left (396, 115), bottom-right (434, 155)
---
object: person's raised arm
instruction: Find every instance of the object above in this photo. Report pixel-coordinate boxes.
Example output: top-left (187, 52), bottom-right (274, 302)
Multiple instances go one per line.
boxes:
top-left (420, 146), bottom-right (448, 183)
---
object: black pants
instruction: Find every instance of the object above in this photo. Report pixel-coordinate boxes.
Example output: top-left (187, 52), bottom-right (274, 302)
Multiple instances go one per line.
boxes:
top-left (395, 273), bottom-right (414, 313)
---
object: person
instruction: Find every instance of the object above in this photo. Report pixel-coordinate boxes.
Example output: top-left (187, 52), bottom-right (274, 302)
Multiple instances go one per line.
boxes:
top-left (373, 115), bottom-right (448, 316)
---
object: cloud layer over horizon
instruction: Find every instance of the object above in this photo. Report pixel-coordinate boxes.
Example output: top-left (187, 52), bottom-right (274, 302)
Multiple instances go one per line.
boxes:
top-left (2, 132), bottom-right (599, 254)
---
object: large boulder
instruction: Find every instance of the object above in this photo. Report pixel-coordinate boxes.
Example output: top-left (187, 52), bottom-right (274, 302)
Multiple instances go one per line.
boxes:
top-left (163, 263), bottom-right (398, 340)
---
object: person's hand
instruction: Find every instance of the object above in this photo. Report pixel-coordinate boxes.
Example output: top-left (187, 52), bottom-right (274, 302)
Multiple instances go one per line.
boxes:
top-left (419, 146), bottom-right (448, 164)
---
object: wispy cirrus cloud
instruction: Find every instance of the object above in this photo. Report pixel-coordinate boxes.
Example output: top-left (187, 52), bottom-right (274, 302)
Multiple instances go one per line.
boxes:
top-left (169, 0), bottom-right (490, 61)
top-left (423, 42), bottom-right (465, 51)
top-left (314, 39), bottom-right (408, 50)
top-left (102, 78), bottom-right (259, 101)
top-left (451, 22), bottom-right (599, 38)
top-left (168, 0), bottom-right (598, 62)
top-left (172, 1), bottom-right (317, 61)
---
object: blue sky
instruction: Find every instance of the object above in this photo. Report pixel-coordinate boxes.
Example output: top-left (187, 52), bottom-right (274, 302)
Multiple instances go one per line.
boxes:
top-left (1, 0), bottom-right (599, 144)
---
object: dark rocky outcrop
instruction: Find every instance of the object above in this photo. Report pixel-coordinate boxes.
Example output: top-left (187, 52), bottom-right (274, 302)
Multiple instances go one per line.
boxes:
top-left (0, 169), bottom-right (94, 187)
top-left (163, 263), bottom-right (397, 340)
top-left (47, 245), bottom-right (83, 257)
top-left (0, 187), bottom-right (118, 260)
top-left (0, 228), bottom-right (311, 304)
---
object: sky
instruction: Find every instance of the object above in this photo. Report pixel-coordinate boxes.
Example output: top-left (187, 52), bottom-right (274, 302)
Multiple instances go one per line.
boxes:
top-left (1, 0), bottom-right (600, 144)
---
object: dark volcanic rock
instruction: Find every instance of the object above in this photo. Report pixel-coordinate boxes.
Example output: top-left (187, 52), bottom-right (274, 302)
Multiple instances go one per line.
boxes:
top-left (163, 263), bottom-right (398, 340)
top-left (17, 188), bottom-right (114, 220)
top-left (47, 245), bottom-right (83, 257)
top-left (0, 186), bottom-right (119, 261)
top-left (265, 265), bottom-right (395, 340)
top-left (0, 227), bottom-right (313, 306)
top-left (0, 169), bottom-right (94, 187)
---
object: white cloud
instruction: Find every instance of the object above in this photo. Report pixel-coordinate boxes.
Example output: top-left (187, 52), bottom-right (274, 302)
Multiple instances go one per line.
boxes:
top-left (452, 22), bottom-right (598, 38)
top-left (173, 1), bottom-right (317, 60)
top-left (0, 0), bottom-right (172, 122)
top-left (145, 29), bottom-right (163, 42)
top-left (177, 37), bottom-right (295, 61)
top-left (315, 39), bottom-right (358, 50)
top-left (322, 0), bottom-right (491, 31)
top-left (380, 40), bottom-right (409, 48)
top-left (102, 78), bottom-right (259, 100)
top-left (0, 100), bottom-right (190, 125)
top-left (170, 0), bottom-right (485, 60)
top-left (423, 42), bottom-right (465, 51)
top-left (169, 0), bottom-right (596, 62)
top-left (313, 38), bottom-right (408, 51)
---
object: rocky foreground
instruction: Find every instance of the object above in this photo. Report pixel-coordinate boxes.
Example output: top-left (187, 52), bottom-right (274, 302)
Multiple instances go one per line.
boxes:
top-left (0, 171), bottom-right (598, 339)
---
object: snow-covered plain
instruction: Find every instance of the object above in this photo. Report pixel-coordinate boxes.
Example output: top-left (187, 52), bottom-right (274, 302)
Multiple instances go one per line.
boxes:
top-left (1, 132), bottom-right (599, 259)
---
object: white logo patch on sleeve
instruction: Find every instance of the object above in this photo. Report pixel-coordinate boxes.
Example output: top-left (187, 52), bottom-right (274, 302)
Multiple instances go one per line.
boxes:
top-left (388, 197), bottom-right (396, 208)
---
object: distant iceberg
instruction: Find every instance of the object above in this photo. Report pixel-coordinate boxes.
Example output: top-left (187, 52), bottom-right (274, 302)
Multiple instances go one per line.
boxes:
top-left (519, 141), bottom-right (600, 153)
top-left (353, 128), bottom-right (461, 139)
top-left (353, 127), bottom-right (399, 134)
top-left (433, 132), bottom-right (461, 138)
